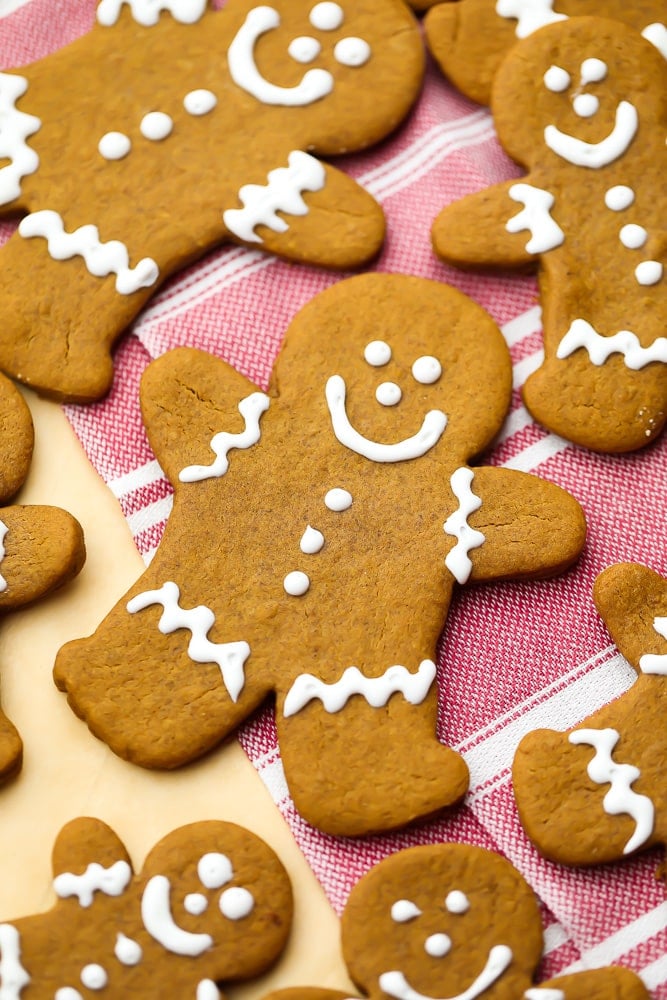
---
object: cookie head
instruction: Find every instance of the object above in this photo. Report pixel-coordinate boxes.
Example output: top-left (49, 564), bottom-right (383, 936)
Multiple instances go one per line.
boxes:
top-left (342, 844), bottom-right (543, 1000)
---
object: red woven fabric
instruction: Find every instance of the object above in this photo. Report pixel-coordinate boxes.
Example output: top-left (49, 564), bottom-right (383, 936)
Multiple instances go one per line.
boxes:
top-left (2, 2), bottom-right (666, 994)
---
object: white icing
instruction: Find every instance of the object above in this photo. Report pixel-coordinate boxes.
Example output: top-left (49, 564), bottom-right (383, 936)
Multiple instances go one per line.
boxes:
top-left (443, 468), bottom-right (485, 586)
top-left (605, 185), bottom-right (635, 211)
top-left (53, 859), bottom-right (132, 907)
top-left (412, 356), bottom-right (442, 385)
top-left (642, 22), bottom-right (667, 60)
top-left (219, 886), bottom-right (254, 920)
top-left (364, 341), bottom-right (391, 366)
top-left (376, 382), bottom-right (402, 406)
top-left (197, 981), bottom-right (221, 1000)
top-left (379, 944), bottom-right (513, 1000)
top-left (126, 581), bottom-right (250, 702)
top-left (524, 991), bottom-right (565, 1000)
top-left (179, 392), bottom-right (270, 482)
top-left (445, 890), bottom-right (469, 914)
top-left (80, 964), bottom-right (107, 990)
top-left (223, 150), bottom-right (326, 243)
top-left (18, 210), bottom-right (159, 294)
top-left (0, 520), bottom-right (8, 594)
top-left (334, 37), bottom-right (371, 67)
top-left (556, 319), bottom-right (667, 370)
top-left (543, 65), bottom-right (570, 93)
top-left (572, 93), bottom-right (598, 118)
top-left (55, 990), bottom-right (83, 1000)
top-left (142, 875), bottom-right (214, 955)
top-left (288, 36), bottom-right (321, 63)
top-left (183, 89), bottom-right (217, 116)
top-left (98, 131), bottom-right (131, 160)
top-left (580, 58), bottom-right (607, 84)
top-left (284, 570), bottom-right (310, 596)
top-left (506, 183), bottom-right (564, 254)
top-left (545, 101), bottom-right (638, 168)
top-left (114, 932), bottom-right (143, 966)
top-left (638, 617), bottom-right (667, 675)
top-left (0, 73), bottom-right (41, 206)
top-left (0, 924), bottom-right (30, 1000)
top-left (324, 488), bottom-right (352, 511)
top-left (569, 727), bottom-right (654, 854)
top-left (228, 6), bottom-right (334, 106)
top-left (424, 934), bottom-right (451, 957)
top-left (635, 261), bottom-right (663, 286)
top-left (198, 853), bottom-right (232, 890)
top-left (495, 0), bottom-right (566, 39)
top-left (140, 111), bottom-right (173, 140)
top-left (391, 900), bottom-right (422, 923)
top-left (184, 892), bottom-right (209, 915)
top-left (300, 525), bottom-right (324, 553)
top-left (619, 224), bottom-right (648, 250)
top-left (326, 374), bottom-right (447, 463)
top-left (96, 0), bottom-right (207, 26)
top-left (310, 2), bottom-right (344, 31)
top-left (283, 660), bottom-right (436, 717)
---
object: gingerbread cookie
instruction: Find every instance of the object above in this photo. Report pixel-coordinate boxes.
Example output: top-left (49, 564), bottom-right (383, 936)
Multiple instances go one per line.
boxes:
top-left (0, 372), bottom-right (33, 502)
top-left (513, 562), bottom-right (667, 867)
top-left (424, 1), bottom-right (667, 106)
top-left (54, 274), bottom-right (586, 836)
top-left (0, 816), bottom-right (292, 997)
top-left (0, 0), bottom-right (424, 402)
top-left (262, 843), bottom-right (648, 1000)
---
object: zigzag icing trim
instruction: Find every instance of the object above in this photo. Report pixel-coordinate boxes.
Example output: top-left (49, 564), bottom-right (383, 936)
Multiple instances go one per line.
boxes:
top-left (97, 0), bottom-right (207, 26)
top-left (283, 660), bottom-right (436, 717)
top-left (557, 319), bottom-right (667, 370)
top-left (0, 73), bottom-right (41, 206)
top-left (443, 467), bottom-right (485, 584)
top-left (179, 393), bottom-right (270, 482)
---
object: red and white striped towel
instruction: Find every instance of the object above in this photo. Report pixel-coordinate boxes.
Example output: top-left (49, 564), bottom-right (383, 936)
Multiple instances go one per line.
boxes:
top-left (2, 2), bottom-right (666, 993)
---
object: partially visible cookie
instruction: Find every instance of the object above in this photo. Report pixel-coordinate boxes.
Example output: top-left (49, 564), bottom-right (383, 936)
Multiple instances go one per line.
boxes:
top-left (513, 562), bottom-right (667, 867)
top-left (0, 372), bottom-right (33, 502)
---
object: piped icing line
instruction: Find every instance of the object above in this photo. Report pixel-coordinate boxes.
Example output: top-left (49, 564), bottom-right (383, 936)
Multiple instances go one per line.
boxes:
top-left (17, 210), bottom-right (159, 295)
top-left (506, 183), bottom-right (564, 254)
top-left (141, 875), bottom-right (213, 956)
top-left (494, 0), bottom-right (566, 39)
top-left (53, 859), bottom-right (132, 907)
top-left (227, 6), bottom-right (334, 106)
top-left (556, 319), bottom-right (667, 370)
top-left (197, 981), bottom-right (222, 1000)
top-left (223, 151), bottom-right (326, 244)
top-left (443, 468), bottom-right (484, 586)
top-left (524, 990), bottom-right (565, 1000)
top-left (0, 924), bottom-right (30, 1000)
top-left (326, 374), bottom-right (447, 463)
top-left (544, 101), bottom-right (638, 168)
top-left (0, 73), bottom-right (41, 207)
top-left (126, 581), bottom-right (250, 702)
top-left (378, 944), bottom-right (513, 1000)
top-left (179, 392), bottom-right (270, 482)
top-left (638, 616), bottom-right (667, 675)
top-left (96, 0), bottom-right (207, 26)
top-left (568, 726), bottom-right (654, 854)
top-left (0, 520), bottom-right (8, 594)
top-left (283, 660), bottom-right (436, 717)
top-left (642, 22), bottom-right (667, 60)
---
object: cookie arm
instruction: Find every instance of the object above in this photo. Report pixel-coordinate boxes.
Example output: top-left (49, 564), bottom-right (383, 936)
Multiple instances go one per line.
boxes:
top-left (0, 505), bottom-right (85, 612)
top-left (51, 817), bottom-right (132, 881)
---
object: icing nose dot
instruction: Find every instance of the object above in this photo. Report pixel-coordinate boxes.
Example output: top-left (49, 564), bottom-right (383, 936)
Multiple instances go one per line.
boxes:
top-left (364, 340), bottom-right (391, 366)
top-left (376, 382), bottom-right (402, 406)
top-left (220, 886), bottom-right (255, 920)
top-left (445, 890), bottom-right (470, 913)
top-left (184, 892), bottom-right (209, 916)
top-left (391, 899), bottom-right (422, 922)
top-left (334, 37), bottom-right (371, 67)
top-left (425, 933), bottom-right (451, 957)
top-left (543, 65), bottom-right (570, 92)
top-left (289, 36), bottom-right (321, 63)
top-left (412, 356), bottom-right (442, 384)
top-left (573, 93), bottom-right (599, 118)
top-left (309, 2), bottom-right (344, 30)
top-left (580, 57), bottom-right (607, 83)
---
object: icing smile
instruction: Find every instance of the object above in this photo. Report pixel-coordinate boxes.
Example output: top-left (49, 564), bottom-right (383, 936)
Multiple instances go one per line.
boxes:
top-left (379, 945), bottom-right (513, 1000)
top-left (545, 100), bottom-right (638, 168)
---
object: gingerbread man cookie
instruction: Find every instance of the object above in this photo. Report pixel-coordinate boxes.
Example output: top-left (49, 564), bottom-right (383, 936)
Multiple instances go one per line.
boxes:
top-left (262, 843), bottom-right (649, 1000)
top-left (0, 0), bottom-right (424, 403)
top-left (432, 17), bottom-right (667, 453)
top-left (513, 562), bottom-right (667, 867)
top-left (0, 816), bottom-right (292, 998)
top-left (424, 1), bottom-right (666, 106)
top-left (54, 274), bottom-right (586, 836)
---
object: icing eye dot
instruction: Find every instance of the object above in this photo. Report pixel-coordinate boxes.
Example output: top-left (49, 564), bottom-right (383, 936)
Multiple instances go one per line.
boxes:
top-left (300, 525), bottom-right (325, 554)
top-left (288, 35), bottom-right (321, 63)
top-left (325, 488), bottom-right (352, 511)
top-left (80, 964), bottom-right (108, 990)
top-left (198, 852), bottom-right (233, 889)
top-left (183, 89), bottom-right (217, 116)
top-left (334, 37), bottom-right (371, 67)
top-left (635, 260), bottom-right (663, 286)
top-left (445, 890), bottom-right (470, 914)
top-left (605, 185), bottom-right (635, 211)
top-left (573, 93), bottom-right (599, 118)
top-left (309, 1), bottom-right (344, 30)
top-left (376, 381), bottom-right (402, 406)
top-left (220, 886), bottom-right (255, 920)
top-left (619, 224), bottom-right (648, 250)
top-left (98, 131), bottom-right (131, 160)
top-left (543, 65), bottom-right (570, 92)
top-left (391, 899), bottom-right (422, 922)
top-left (284, 570), bottom-right (310, 596)
top-left (140, 111), bottom-right (173, 141)
top-left (580, 57), bottom-right (607, 84)
top-left (412, 356), bottom-right (442, 385)
top-left (184, 892), bottom-right (209, 915)
top-left (364, 340), bottom-right (392, 366)
top-left (424, 933), bottom-right (451, 957)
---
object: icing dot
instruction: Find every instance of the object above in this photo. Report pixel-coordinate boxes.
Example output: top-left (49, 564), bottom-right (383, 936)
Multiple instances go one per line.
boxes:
top-left (573, 93), bottom-right (599, 118)
top-left (183, 89), bottom-right (217, 116)
top-left (185, 892), bottom-right (209, 915)
top-left (114, 932), bottom-right (142, 966)
top-left (309, 2), bottom-right (344, 30)
top-left (324, 488), bottom-right (352, 511)
top-left (140, 111), bottom-right (173, 141)
top-left (364, 340), bottom-right (391, 366)
top-left (300, 525), bottom-right (325, 554)
top-left (334, 37), bottom-right (371, 67)
top-left (288, 36), bottom-right (321, 63)
top-left (580, 57), bottom-right (607, 84)
top-left (635, 261), bottom-right (663, 286)
top-left (198, 852), bottom-right (233, 890)
top-left (197, 981), bottom-right (221, 1000)
top-left (98, 131), bottom-right (131, 160)
top-left (412, 356), bottom-right (442, 384)
top-left (605, 185), bottom-right (635, 211)
top-left (620, 224), bottom-right (648, 250)
top-left (376, 381), bottom-right (402, 406)
top-left (80, 964), bottom-right (108, 990)
top-left (445, 890), bottom-right (470, 914)
top-left (55, 990), bottom-right (83, 1000)
top-left (543, 65), bottom-right (570, 92)
top-left (391, 899), bottom-right (422, 922)
top-left (220, 886), bottom-right (255, 920)
top-left (284, 570), bottom-right (310, 596)
top-left (424, 933), bottom-right (451, 957)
